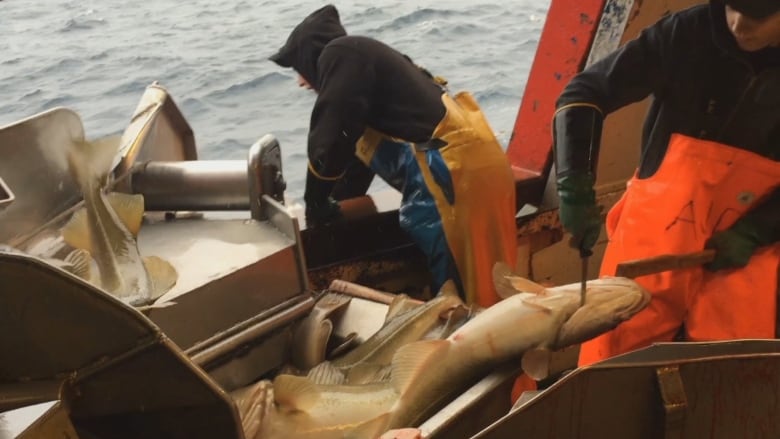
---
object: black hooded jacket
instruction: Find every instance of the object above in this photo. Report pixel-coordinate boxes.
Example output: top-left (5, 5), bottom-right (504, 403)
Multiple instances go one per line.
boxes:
top-left (556, 2), bottom-right (780, 241)
top-left (270, 5), bottom-right (446, 181)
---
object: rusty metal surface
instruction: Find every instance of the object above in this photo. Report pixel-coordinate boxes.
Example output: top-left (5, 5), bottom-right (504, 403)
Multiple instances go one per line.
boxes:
top-left (656, 365), bottom-right (687, 439)
top-left (506, 0), bottom-right (605, 208)
top-left (308, 251), bottom-right (432, 299)
top-left (475, 340), bottom-right (780, 439)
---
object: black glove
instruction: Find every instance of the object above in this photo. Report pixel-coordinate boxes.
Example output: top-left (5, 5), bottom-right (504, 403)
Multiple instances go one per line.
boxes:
top-left (552, 104), bottom-right (604, 253)
top-left (304, 167), bottom-right (341, 227)
top-left (705, 216), bottom-right (771, 271)
top-left (305, 197), bottom-right (342, 227)
top-left (557, 173), bottom-right (602, 253)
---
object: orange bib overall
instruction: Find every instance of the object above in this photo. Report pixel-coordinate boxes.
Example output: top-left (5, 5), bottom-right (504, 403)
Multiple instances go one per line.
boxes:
top-left (579, 134), bottom-right (780, 366)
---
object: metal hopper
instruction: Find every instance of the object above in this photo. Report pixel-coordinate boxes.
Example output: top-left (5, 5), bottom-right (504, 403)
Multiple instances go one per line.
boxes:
top-left (0, 83), bottom-right (314, 438)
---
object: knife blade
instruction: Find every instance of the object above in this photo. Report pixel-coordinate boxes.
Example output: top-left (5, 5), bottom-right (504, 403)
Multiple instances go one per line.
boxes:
top-left (579, 248), bottom-right (592, 306)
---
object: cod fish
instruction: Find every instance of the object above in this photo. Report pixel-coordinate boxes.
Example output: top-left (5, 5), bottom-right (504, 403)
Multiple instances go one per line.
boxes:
top-left (61, 135), bottom-right (177, 306)
top-left (257, 374), bottom-right (395, 439)
top-left (260, 273), bottom-right (650, 437)
top-left (308, 283), bottom-right (466, 385)
top-left (384, 275), bottom-right (651, 429)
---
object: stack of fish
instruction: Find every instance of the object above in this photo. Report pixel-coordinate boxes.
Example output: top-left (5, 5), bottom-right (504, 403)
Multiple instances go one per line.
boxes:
top-left (232, 269), bottom-right (650, 439)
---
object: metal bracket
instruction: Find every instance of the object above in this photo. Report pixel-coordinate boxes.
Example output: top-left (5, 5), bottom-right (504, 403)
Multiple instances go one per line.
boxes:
top-left (656, 365), bottom-right (688, 439)
top-left (248, 134), bottom-right (287, 221)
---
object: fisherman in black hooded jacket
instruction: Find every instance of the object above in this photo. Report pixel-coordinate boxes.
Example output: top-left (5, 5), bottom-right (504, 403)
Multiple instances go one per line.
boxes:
top-left (551, 0), bottom-right (780, 366)
top-left (270, 5), bottom-right (518, 306)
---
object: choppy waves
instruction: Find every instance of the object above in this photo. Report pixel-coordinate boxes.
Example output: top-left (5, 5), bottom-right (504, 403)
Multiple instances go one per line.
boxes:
top-left (0, 0), bottom-right (549, 199)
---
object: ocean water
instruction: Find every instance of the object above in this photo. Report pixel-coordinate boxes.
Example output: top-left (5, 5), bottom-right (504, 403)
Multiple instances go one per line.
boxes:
top-left (1, 0), bottom-right (550, 200)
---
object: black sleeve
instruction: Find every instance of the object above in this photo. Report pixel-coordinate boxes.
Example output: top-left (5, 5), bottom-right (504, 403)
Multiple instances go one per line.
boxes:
top-left (556, 12), bottom-right (683, 112)
top-left (744, 186), bottom-right (780, 244)
top-left (307, 45), bottom-right (375, 181)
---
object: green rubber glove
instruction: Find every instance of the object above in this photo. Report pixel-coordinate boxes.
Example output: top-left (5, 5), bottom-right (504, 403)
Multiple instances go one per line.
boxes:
top-left (705, 217), bottom-right (767, 271)
top-left (305, 197), bottom-right (342, 227)
top-left (557, 173), bottom-right (602, 253)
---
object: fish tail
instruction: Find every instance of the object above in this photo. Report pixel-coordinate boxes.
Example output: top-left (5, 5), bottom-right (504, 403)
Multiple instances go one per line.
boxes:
top-left (67, 134), bottom-right (123, 190)
top-left (63, 248), bottom-right (93, 281)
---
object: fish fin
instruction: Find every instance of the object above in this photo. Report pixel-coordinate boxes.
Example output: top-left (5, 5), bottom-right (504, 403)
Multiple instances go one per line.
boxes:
top-left (272, 374), bottom-right (321, 411)
top-left (345, 413), bottom-right (392, 439)
top-left (493, 262), bottom-right (548, 296)
top-left (310, 319), bottom-right (334, 369)
top-left (306, 361), bottom-right (346, 385)
top-left (438, 303), bottom-right (469, 321)
top-left (67, 134), bottom-right (123, 189)
top-left (385, 293), bottom-right (416, 322)
top-left (62, 134), bottom-right (126, 252)
top-left (521, 298), bottom-right (554, 313)
top-left (439, 279), bottom-right (459, 298)
top-left (521, 348), bottom-right (553, 381)
top-left (61, 208), bottom-right (92, 253)
top-left (346, 362), bottom-right (392, 385)
top-left (143, 256), bottom-right (178, 300)
top-left (106, 192), bottom-right (145, 236)
top-left (63, 248), bottom-right (92, 281)
top-left (430, 305), bottom-right (471, 339)
top-left (231, 380), bottom-right (273, 426)
top-left (316, 319), bottom-right (334, 363)
top-left (373, 365), bottom-right (393, 383)
top-left (292, 318), bottom-right (333, 371)
top-left (507, 276), bottom-right (547, 295)
top-left (492, 262), bottom-right (520, 299)
top-left (390, 339), bottom-right (449, 395)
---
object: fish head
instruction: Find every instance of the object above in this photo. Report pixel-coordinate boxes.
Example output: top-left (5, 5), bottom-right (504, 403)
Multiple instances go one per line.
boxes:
top-left (553, 276), bottom-right (651, 348)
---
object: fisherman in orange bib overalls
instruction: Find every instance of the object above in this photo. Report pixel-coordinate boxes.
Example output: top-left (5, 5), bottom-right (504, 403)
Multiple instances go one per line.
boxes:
top-left (552, 0), bottom-right (780, 366)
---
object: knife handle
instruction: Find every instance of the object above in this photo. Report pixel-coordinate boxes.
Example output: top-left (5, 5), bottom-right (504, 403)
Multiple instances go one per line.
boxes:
top-left (615, 249), bottom-right (716, 279)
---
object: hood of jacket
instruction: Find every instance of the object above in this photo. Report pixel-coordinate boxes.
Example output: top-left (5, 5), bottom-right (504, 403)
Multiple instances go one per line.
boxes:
top-left (269, 4), bottom-right (347, 89)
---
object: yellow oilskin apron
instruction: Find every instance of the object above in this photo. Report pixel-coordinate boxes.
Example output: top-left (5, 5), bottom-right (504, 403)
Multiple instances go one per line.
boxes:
top-left (579, 133), bottom-right (780, 366)
top-left (356, 92), bottom-right (517, 307)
